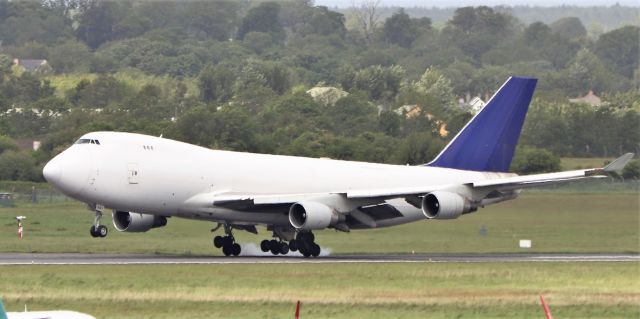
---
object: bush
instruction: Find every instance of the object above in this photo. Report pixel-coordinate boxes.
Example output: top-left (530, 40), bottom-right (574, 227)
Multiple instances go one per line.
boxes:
top-left (511, 147), bottom-right (561, 175)
top-left (622, 159), bottom-right (640, 180)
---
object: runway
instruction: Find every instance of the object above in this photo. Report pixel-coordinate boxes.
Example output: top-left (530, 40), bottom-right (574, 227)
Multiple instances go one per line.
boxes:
top-left (0, 253), bottom-right (637, 265)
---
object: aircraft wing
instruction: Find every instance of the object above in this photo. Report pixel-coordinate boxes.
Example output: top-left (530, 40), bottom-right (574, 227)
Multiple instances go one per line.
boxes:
top-left (348, 153), bottom-right (632, 199)
top-left (196, 153), bottom-right (632, 209)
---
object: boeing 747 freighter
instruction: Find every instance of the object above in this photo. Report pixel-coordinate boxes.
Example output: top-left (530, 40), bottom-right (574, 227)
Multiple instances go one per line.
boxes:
top-left (42, 77), bottom-right (633, 257)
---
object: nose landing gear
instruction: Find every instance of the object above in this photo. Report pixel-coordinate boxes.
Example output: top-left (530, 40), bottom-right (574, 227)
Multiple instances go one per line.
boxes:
top-left (89, 205), bottom-right (107, 238)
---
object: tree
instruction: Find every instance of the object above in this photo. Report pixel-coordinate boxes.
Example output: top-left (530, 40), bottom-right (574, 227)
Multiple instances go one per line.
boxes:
top-left (185, 1), bottom-right (239, 41)
top-left (382, 9), bottom-right (419, 48)
top-left (199, 63), bottom-right (235, 103)
top-left (352, 0), bottom-right (381, 44)
top-left (0, 150), bottom-right (38, 181)
top-left (67, 75), bottom-right (130, 108)
top-left (415, 68), bottom-right (456, 109)
top-left (594, 26), bottom-right (639, 79)
top-left (242, 32), bottom-right (273, 54)
top-left (550, 17), bottom-right (586, 39)
top-left (307, 6), bottom-right (346, 38)
top-left (0, 135), bottom-right (19, 154)
top-left (353, 65), bottom-right (405, 100)
top-left (48, 39), bottom-right (92, 73)
top-left (237, 2), bottom-right (285, 43)
top-left (75, 1), bottom-right (126, 49)
top-left (394, 132), bottom-right (444, 165)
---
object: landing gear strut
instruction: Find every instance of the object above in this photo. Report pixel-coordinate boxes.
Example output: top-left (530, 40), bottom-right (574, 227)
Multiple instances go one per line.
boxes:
top-left (89, 205), bottom-right (107, 238)
top-left (213, 224), bottom-right (241, 256)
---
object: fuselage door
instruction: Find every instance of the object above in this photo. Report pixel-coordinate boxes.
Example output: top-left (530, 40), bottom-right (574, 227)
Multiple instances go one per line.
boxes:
top-left (127, 163), bottom-right (139, 184)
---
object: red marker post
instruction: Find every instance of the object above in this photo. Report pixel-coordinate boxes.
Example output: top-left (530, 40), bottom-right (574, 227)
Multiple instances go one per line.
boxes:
top-left (540, 295), bottom-right (553, 319)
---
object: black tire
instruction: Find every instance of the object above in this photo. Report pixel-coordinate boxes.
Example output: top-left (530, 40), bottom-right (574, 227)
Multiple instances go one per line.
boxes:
top-left (301, 248), bottom-right (311, 258)
top-left (280, 242), bottom-right (289, 255)
top-left (214, 236), bottom-right (224, 248)
top-left (223, 236), bottom-right (233, 247)
top-left (260, 240), bottom-right (270, 252)
top-left (289, 240), bottom-right (298, 252)
top-left (89, 226), bottom-right (98, 238)
top-left (270, 244), bottom-right (280, 255)
top-left (232, 243), bottom-right (241, 256)
top-left (310, 243), bottom-right (320, 257)
top-left (222, 244), bottom-right (232, 256)
top-left (98, 225), bottom-right (108, 237)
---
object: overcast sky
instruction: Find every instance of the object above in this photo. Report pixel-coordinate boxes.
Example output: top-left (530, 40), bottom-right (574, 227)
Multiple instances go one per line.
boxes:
top-left (314, 0), bottom-right (639, 7)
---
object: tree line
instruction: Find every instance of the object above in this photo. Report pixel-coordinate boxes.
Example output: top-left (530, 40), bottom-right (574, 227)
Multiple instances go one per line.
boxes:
top-left (0, 1), bottom-right (637, 182)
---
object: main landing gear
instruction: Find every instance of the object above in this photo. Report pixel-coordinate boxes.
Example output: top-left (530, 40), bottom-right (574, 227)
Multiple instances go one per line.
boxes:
top-left (213, 224), bottom-right (241, 256)
top-left (260, 231), bottom-right (320, 257)
top-left (89, 205), bottom-right (108, 238)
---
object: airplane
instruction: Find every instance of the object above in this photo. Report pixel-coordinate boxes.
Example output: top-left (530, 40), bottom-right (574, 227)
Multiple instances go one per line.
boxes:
top-left (42, 76), bottom-right (634, 257)
top-left (0, 300), bottom-right (96, 319)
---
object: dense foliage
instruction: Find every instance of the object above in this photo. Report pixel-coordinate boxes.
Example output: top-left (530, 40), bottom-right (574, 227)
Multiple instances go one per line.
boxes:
top-left (0, 1), bottom-right (637, 181)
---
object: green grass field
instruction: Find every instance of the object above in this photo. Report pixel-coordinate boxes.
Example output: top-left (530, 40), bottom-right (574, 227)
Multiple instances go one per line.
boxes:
top-left (0, 193), bottom-right (637, 255)
top-left (1, 262), bottom-right (638, 318)
top-left (0, 192), bottom-right (638, 318)
top-left (560, 157), bottom-right (614, 170)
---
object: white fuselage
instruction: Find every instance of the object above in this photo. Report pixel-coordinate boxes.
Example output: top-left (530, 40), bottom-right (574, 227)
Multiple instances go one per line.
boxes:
top-left (44, 132), bottom-right (511, 228)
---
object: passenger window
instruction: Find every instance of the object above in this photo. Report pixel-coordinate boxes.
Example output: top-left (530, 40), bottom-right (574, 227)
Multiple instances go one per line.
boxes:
top-left (94, 140), bottom-right (100, 145)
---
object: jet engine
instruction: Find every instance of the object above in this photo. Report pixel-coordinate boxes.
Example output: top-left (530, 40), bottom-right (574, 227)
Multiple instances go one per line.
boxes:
top-left (289, 201), bottom-right (338, 230)
top-left (421, 191), bottom-right (477, 219)
top-left (112, 211), bottom-right (167, 232)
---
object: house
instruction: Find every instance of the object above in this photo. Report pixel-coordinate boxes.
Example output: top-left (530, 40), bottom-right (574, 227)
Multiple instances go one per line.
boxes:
top-left (16, 139), bottom-right (41, 151)
top-left (467, 96), bottom-right (486, 113)
top-left (395, 104), bottom-right (449, 137)
top-left (306, 86), bottom-right (348, 106)
top-left (12, 58), bottom-right (50, 72)
top-left (569, 90), bottom-right (601, 107)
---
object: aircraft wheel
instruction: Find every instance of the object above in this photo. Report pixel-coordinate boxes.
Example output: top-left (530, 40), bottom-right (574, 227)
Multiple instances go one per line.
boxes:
top-left (89, 226), bottom-right (99, 238)
top-left (214, 236), bottom-right (224, 248)
top-left (280, 242), bottom-right (289, 255)
top-left (310, 243), bottom-right (320, 257)
top-left (289, 239), bottom-right (298, 252)
top-left (98, 225), bottom-right (108, 237)
top-left (260, 240), bottom-right (270, 252)
top-left (270, 244), bottom-right (280, 255)
top-left (232, 243), bottom-right (241, 256)
top-left (222, 244), bottom-right (232, 256)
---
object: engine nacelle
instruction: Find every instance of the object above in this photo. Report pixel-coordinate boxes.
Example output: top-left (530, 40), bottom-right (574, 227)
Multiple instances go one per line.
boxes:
top-left (289, 201), bottom-right (338, 230)
top-left (112, 211), bottom-right (167, 232)
top-left (421, 191), bottom-right (476, 220)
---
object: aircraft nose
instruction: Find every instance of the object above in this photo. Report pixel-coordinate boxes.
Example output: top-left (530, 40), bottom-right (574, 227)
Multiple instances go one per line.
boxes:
top-left (43, 157), bottom-right (61, 184)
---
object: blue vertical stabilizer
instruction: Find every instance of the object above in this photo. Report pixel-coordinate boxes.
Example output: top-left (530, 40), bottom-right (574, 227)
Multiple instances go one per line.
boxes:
top-left (426, 76), bottom-right (537, 172)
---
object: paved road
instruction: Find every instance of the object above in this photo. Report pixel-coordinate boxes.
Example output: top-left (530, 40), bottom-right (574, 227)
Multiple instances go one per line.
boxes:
top-left (0, 253), bottom-right (637, 265)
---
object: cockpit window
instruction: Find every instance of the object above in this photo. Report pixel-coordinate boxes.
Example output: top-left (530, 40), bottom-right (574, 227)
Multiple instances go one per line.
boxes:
top-left (75, 138), bottom-right (101, 145)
